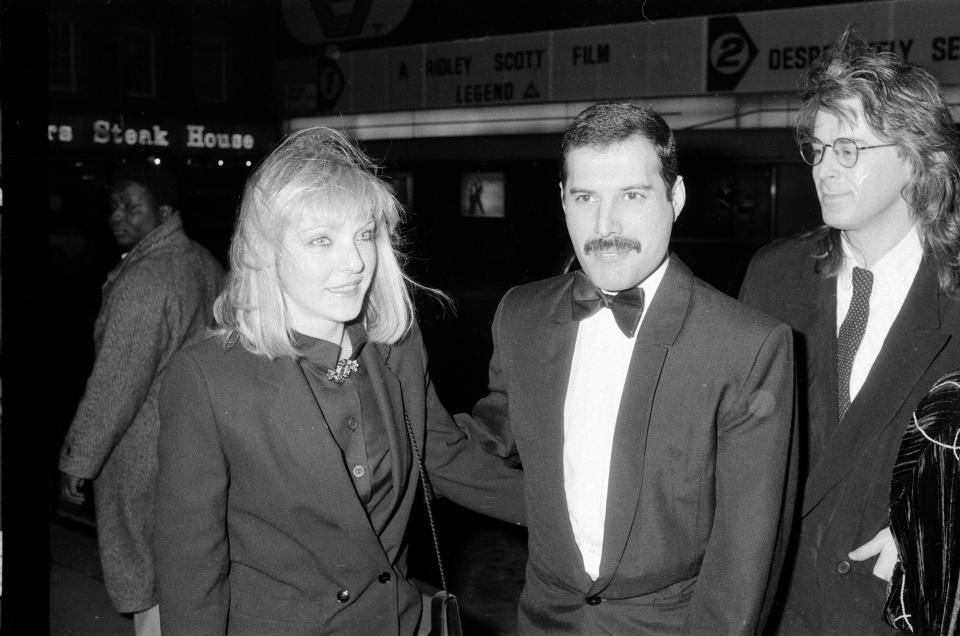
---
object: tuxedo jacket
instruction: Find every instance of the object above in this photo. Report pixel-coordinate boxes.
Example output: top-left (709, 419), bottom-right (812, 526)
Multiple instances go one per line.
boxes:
top-left (155, 326), bottom-right (524, 635)
top-left (739, 236), bottom-right (960, 634)
top-left (462, 255), bottom-right (797, 635)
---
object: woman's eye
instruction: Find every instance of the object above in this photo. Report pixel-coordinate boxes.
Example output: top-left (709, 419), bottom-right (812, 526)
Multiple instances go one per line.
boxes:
top-left (357, 229), bottom-right (376, 241)
top-left (309, 237), bottom-right (331, 247)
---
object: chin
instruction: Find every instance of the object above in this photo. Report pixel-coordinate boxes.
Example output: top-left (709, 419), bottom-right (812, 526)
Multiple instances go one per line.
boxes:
top-left (581, 262), bottom-right (644, 292)
top-left (583, 272), bottom-right (636, 292)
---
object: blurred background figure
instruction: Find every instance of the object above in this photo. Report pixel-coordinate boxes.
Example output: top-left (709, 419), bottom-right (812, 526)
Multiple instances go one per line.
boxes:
top-left (58, 163), bottom-right (224, 635)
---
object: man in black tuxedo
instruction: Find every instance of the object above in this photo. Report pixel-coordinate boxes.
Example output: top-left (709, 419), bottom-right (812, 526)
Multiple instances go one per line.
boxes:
top-left (461, 102), bottom-right (797, 634)
top-left (739, 28), bottom-right (960, 634)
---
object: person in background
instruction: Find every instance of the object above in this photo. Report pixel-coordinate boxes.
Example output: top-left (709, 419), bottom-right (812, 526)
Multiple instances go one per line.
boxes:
top-left (154, 127), bottom-right (524, 635)
top-left (59, 164), bottom-right (224, 635)
top-left (460, 101), bottom-right (797, 634)
top-left (738, 27), bottom-right (960, 634)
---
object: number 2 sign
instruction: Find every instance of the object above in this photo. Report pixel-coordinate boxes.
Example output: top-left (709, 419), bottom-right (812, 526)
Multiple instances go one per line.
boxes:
top-left (707, 16), bottom-right (758, 92)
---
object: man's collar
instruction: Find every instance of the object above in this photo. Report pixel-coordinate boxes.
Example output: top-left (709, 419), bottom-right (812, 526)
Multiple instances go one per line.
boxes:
top-left (840, 225), bottom-right (922, 282)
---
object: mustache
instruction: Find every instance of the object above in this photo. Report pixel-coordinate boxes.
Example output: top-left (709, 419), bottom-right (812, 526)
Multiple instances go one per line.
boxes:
top-left (583, 236), bottom-right (641, 255)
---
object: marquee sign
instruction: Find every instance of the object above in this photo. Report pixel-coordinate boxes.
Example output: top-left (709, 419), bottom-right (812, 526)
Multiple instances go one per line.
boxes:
top-left (278, 0), bottom-right (960, 115)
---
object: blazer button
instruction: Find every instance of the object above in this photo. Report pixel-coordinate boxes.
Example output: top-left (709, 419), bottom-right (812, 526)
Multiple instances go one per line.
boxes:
top-left (585, 595), bottom-right (602, 606)
top-left (378, 571), bottom-right (392, 583)
top-left (336, 589), bottom-right (351, 603)
top-left (346, 417), bottom-right (358, 431)
top-left (836, 560), bottom-right (851, 575)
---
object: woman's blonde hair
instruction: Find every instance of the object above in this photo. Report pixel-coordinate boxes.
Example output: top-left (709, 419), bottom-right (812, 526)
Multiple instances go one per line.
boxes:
top-left (213, 127), bottom-right (419, 358)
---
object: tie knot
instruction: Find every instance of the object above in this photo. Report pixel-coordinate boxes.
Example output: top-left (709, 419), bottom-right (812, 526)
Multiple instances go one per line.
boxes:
top-left (852, 266), bottom-right (873, 296)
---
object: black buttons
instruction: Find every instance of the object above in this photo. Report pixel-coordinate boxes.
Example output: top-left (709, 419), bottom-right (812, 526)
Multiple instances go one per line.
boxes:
top-left (336, 589), bottom-right (351, 603)
top-left (836, 560), bottom-right (851, 575)
top-left (585, 595), bottom-right (601, 606)
top-left (378, 571), bottom-right (392, 583)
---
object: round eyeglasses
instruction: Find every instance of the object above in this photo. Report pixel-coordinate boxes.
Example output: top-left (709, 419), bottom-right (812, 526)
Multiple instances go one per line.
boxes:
top-left (799, 137), bottom-right (898, 168)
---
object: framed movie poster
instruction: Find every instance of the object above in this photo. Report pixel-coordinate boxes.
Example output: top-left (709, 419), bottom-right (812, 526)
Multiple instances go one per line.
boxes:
top-left (460, 171), bottom-right (504, 218)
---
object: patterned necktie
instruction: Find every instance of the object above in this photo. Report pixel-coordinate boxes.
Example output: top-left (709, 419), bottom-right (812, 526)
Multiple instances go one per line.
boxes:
top-left (571, 271), bottom-right (645, 338)
top-left (837, 266), bottom-right (874, 420)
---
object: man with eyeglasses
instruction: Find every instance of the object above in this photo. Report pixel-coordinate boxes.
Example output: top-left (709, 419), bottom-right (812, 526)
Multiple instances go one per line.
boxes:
top-left (739, 27), bottom-right (960, 634)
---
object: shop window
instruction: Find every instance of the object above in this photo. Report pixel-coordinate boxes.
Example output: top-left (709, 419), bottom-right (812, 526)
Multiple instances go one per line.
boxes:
top-left (193, 35), bottom-right (227, 103)
top-left (49, 15), bottom-right (76, 91)
top-left (120, 26), bottom-right (156, 97)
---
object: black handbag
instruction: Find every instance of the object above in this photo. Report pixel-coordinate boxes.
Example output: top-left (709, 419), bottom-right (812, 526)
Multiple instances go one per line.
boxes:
top-left (401, 408), bottom-right (465, 636)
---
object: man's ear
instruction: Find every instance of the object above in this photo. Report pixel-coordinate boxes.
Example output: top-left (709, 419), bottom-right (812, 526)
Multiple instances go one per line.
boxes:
top-left (558, 181), bottom-right (566, 213)
top-left (671, 176), bottom-right (686, 221)
top-left (158, 204), bottom-right (174, 222)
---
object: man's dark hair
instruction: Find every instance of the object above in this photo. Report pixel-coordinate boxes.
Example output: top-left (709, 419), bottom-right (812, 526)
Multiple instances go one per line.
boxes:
top-left (110, 163), bottom-right (179, 208)
top-left (798, 26), bottom-right (960, 294)
top-left (560, 102), bottom-right (679, 196)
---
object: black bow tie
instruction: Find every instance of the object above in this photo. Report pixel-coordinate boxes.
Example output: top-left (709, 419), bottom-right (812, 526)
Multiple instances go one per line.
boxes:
top-left (571, 271), bottom-right (645, 338)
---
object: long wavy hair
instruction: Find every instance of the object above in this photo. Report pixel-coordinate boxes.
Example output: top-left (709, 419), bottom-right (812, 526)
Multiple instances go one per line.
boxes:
top-left (796, 27), bottom-right (960, 294)
top-left (212, 127), bottom-right (422, 358)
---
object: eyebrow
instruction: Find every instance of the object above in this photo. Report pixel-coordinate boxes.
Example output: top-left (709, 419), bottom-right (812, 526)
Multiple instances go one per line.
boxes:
top-left (568, 184), bottom-right (656, 194)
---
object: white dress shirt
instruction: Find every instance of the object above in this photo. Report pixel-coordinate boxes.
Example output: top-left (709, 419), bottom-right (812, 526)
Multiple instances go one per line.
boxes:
top-left (563, 257), bottom-right (669, 580)
top-left (837, 227), bottom-right (923, 401)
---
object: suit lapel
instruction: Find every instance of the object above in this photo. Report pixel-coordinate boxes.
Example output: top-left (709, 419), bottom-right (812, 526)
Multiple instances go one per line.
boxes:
top-left (588, 256), bottom-right (689, 594)
top-left (536, 275), bottom-right (594, 589)
top-left (793, 264), bottom-right (839, 459)
top-left (803, 260), bottom-right (948, 515)
top-left (255, 355), bottom-right (383, 546)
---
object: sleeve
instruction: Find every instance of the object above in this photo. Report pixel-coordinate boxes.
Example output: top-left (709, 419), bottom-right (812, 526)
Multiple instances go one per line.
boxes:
top-left (685, 322), bottom-right (799, 635)
top-left (59, 271), bottom-right (169, 478)
top-left (155, 352), bottom-right (230, 635)
top-left (454, 295), bottom-right (521, 467)
top-left (418, 300), bottom-right (526, 526)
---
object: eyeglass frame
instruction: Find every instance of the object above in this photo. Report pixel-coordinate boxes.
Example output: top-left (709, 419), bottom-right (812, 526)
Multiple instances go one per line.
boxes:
top-left (798, 137), bottom-right (899, 168)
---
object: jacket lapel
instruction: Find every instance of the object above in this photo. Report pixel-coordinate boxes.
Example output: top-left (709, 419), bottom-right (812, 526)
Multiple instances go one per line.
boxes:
top-left (793, 264), bottom-right (839, 461)
top-left (256, 355), bottom-right (384, 546)
top-left (366, 342), bottom-right (411, 510)
top-left (803, 260), bottom-right (948, 515)
top-left (589, 256), bottom-right (688, 593)
top-left (537, 275), bottom-right (593, 589)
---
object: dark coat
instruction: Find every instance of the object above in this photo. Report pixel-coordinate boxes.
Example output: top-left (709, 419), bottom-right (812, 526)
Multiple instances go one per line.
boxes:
top-left (59, 214), bottom-right (223, 612)
top-left (463, 256), bottom-right (798, 635)
top-left (739, 236), bottom-right (960, 634)
top-left (155, 326), bottom-right (525, 635)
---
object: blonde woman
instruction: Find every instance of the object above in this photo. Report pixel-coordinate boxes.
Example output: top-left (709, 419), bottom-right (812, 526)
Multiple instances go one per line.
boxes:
top-left (155, 127), bottom-right (523, 635)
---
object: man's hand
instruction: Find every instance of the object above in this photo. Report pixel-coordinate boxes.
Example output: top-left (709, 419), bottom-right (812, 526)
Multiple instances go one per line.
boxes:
top-left (60, 472), bottom-right (87, 506)
top-left (849, 526), bottom-right (898, 582)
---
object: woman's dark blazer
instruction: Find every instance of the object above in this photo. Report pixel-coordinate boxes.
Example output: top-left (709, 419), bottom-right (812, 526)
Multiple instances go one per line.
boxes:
top-left (155, 326), bottom-right (525, 635)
